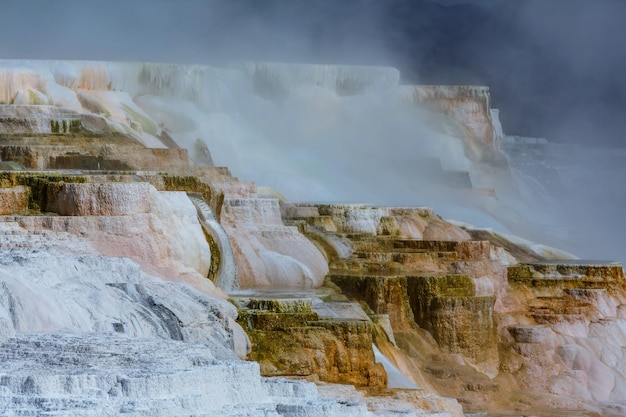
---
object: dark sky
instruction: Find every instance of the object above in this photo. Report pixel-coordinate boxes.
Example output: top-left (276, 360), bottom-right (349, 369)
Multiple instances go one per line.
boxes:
top-left (1, 0), bottom-right (625, 147)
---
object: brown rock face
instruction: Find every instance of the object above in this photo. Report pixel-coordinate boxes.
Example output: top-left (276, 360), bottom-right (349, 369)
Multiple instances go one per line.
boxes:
top-left (330, 275), bottom-right (416, 332)
top-left (0, 137), bottom-right (189, 171)
top-left (411, 85), bottom-right (498, 148)
top-left (235, 297), bottom-right (387, 388)
top-left (0, 103), bottom-right (189, 170)
top-left (331, 273), bottom-right (498, 369)
top-left (0, 185), bottom-right (28, 214)
top-left (408, 85), bottom-right (515, 196)
top-left (407, 274), bottom-right (497, 366)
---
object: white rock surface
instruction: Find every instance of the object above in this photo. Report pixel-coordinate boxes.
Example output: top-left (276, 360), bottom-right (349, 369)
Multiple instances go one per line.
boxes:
top-left (56, 182), bottom-right (151, 216)
top-left (221, 197), bottom-right (329, 288)
top-left (0, 222), bottom-right (237, 354)
top-left (0, 332), bottom-right (372, 417)
top-left (13, 186), bottom-right (214, 290)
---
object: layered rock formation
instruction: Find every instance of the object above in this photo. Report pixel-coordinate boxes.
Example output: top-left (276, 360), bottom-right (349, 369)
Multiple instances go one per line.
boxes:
top-left (0, 60), bottom-right (625, 417)
top-left (285, 202), bottom-right (626, 415)
top-left (233, 293), bottom-right (387, 388)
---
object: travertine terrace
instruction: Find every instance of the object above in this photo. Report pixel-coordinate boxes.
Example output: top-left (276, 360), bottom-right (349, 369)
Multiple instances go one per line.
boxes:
top-left (0, 60), bottom-right (625, 417)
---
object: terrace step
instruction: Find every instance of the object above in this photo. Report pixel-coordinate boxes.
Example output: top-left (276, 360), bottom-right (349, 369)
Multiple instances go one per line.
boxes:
top-left (508, 260), bottom-right (624, 283)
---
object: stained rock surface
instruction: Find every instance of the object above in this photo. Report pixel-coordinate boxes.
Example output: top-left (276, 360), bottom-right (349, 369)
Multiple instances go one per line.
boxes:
top-left (283, 201), bottom-right (626, 415)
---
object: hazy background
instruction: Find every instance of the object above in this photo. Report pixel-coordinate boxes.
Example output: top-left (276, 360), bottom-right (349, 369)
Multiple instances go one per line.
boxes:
top-left (2, 0), bottom-right (625, 146)
top-left (1, 0), bottom-right (625, 260)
